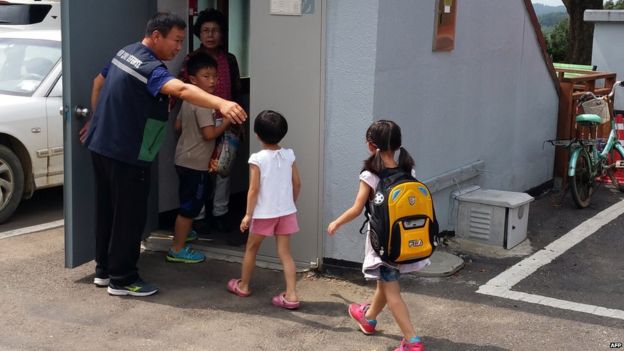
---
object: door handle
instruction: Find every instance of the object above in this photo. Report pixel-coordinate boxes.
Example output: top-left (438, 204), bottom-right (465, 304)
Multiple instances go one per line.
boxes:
top-left (74, 106), bottom-right (90, 118)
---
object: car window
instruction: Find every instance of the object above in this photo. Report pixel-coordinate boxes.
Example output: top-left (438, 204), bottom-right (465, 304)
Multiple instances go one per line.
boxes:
top-left (0, 4), bottom-right (52, 25)
top-left (48, 74), bottom-right (61, 97)
top-left (0, 38), bottom-right (60, 96)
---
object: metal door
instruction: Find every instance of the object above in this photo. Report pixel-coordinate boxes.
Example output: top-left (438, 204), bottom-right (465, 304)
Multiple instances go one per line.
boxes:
top-left (249, 0), bottom-right (324, 268)
top-left (62, 0), bottom-right (156, 267)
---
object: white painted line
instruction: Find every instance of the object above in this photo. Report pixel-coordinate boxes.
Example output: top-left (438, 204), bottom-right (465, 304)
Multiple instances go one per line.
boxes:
top-left (477, 199), bottom-right (624, 321)
top-left (0, 219), bottom-right (64, 240)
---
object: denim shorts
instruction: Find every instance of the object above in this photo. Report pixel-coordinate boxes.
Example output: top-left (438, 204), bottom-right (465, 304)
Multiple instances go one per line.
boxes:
top-left (379, 265), bottom-right (401, 282)
top-left (176, 165), bottom-right (210, 218)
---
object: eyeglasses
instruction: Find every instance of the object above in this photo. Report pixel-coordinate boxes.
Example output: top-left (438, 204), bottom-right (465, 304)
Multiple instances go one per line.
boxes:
top-left (201, 27), bottom-right (221, 35)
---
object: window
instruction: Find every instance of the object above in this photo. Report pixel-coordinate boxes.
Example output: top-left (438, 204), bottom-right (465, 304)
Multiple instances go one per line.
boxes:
top-left (433, 0), bottom-right (457, 52)
top-left (0, 38), bottom-right (61, 95)
top-left (49, 75), bottom-right (61, 97)
top-left (0, 4), bottom-right (52, 25)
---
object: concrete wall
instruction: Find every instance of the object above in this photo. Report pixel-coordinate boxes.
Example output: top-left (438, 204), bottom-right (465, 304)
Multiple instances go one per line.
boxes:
top-left (586, 10), bottom-right (624, 105)
top-left (323, 0), bottom-right (379, 262)
top-left (323, 0), bottom-right (558, 262)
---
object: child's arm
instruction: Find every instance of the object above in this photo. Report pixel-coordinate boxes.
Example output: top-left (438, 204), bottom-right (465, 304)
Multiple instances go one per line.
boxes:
top-left (327, 181), bottom-right (371, 236)
top-left (292, 162), bottom-right (301, 202)
top-left (200, 118), bottom-right (232, 141)
top-left (240, 164), bottom-right (260, 232)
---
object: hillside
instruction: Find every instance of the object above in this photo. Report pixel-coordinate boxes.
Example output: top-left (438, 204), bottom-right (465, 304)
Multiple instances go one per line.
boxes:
top-left (532, 3), bottom-right (566, 16)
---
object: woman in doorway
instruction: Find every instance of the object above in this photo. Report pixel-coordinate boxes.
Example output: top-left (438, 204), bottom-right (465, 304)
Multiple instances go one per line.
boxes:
top-left (178, 8), bottom-right (244, 238)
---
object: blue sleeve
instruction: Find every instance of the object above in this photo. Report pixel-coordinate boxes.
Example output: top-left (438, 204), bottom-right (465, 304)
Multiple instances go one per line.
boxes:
top-left (101, 62), bottom-right (111, 78)
top-left (147, 66), bottom-right (174, 97)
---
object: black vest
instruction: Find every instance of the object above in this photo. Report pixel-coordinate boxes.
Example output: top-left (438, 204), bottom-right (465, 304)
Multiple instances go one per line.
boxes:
top-left (86, 42), bottom-right (170, 166)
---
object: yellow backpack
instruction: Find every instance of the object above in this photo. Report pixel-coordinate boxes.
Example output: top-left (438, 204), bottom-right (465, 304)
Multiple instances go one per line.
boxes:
top-left (361, 168), bottom-right (439, 264)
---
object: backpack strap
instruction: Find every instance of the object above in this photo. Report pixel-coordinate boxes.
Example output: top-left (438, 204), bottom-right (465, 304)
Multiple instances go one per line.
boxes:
top-left (359, 168), bottom-right (407, 235)
top-left (359, 201), bottom-right (370, 235)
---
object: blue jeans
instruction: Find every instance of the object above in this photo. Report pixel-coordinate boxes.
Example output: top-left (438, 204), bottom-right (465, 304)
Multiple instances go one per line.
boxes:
top-left (379, 265), bottom-right (401, 282)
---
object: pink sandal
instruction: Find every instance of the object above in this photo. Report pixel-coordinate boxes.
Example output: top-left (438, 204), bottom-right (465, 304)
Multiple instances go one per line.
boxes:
top-left (271, 293), bottom-right (300, 310)
top-left (227, 278), bottom-right (251, 297)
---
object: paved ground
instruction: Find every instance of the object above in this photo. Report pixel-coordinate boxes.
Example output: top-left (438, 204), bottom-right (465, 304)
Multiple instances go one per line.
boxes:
top-left (0, 185), bottom-right (623, 351)
top-left (0, 187), bottom-right (63, 233)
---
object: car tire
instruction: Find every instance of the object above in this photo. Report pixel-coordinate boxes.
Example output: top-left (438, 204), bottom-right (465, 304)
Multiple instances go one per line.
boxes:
top-left (0, 145), bottom-right (24, 224)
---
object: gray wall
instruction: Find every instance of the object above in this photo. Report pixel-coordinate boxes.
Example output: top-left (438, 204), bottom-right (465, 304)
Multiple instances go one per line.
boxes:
top-left (586, 11), bottom-right (624, 86)
top-left (323, 0), bottom-right (379, 262)
top-left (323, 0), bottom-right (558, 262)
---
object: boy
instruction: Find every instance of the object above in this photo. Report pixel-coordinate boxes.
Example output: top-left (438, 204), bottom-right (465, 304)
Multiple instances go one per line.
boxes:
top-left (167, 52), bottom-right (231, 263)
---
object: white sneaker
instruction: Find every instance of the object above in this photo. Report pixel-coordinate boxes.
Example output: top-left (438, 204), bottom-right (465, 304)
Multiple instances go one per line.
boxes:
top-left (93, 277), bottom-right (110, 287)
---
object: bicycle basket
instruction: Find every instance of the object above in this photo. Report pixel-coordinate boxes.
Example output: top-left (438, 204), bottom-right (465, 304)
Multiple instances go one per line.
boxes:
top-left (582, 97), bottom-right (610, 124)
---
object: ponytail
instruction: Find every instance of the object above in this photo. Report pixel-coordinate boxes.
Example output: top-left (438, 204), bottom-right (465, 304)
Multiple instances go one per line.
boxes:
top-left (364, 119), bottom-right (409, 175)
top-left (398, 146), bottom-right (415, 173)
top-left (364, 148), bottom-right (385, 175)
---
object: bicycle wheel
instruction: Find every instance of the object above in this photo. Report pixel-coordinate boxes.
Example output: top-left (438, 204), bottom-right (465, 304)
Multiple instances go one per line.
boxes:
top-left (606, 148), bottom-right (624, 192)
top-left (570, 151), bottom-right (593, 208)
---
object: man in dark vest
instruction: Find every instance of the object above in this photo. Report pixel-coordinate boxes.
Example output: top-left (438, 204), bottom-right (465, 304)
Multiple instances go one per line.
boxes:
top-left (82, 12), bottom-right (247, 297)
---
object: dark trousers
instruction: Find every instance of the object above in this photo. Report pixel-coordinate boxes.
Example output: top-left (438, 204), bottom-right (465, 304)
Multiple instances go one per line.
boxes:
top-left (91, 152), bottom-right (151, 286)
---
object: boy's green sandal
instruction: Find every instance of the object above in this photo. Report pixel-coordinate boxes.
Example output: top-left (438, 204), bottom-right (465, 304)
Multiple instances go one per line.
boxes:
top-left (166, 245), bottom-right (205, 263)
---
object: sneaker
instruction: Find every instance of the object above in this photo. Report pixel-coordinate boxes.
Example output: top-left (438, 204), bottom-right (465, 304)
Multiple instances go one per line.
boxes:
top-left (348, 303), bottom-right (377, 335)
top-left (107, 278), bottom-right (158, 297)
top-left (185, 230), bottom-right (198, 242)
top-left (166, 245), bottom-right (206, 263)
top-left (394, 337), bottom-right (424, 351)
top-left (93, 276), bottom-right (109, 287)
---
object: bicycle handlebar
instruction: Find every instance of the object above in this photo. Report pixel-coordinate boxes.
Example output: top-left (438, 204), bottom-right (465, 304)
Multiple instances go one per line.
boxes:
top-left (608, 80), bottom-right (623, 99)
top-left (581, 81), bottom-right (623, 103)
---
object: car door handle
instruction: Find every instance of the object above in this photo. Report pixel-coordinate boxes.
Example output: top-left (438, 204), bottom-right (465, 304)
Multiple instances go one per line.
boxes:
top-left (74, 106), bottom-right (90, 118)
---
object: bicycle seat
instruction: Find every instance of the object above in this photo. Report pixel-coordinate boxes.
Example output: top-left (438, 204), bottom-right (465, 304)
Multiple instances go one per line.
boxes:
top-left (576, 114), bottom-right (602, 124)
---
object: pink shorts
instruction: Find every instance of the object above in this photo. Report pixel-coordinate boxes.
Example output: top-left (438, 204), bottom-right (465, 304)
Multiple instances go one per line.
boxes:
top-left (249, 213), bottom-right (299, 236)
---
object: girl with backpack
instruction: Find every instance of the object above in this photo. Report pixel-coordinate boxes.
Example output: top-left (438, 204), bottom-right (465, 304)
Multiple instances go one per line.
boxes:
top-left (327, 120), bottom-right (429, 351)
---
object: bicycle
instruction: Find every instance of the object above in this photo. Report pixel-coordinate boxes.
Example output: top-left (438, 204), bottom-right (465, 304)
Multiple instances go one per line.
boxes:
top-left (561, 81), bottom-right (624, 208)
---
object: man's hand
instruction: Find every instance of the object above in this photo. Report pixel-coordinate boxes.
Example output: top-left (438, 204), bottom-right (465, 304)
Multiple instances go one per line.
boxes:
top-left (219, 101), bottom-right (247, 124)
top-left (79, 121), bottom-right (90, 145)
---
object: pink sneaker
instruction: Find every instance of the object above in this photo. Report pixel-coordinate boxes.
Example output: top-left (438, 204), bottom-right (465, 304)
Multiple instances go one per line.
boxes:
top-left (347, 303), bottom-right (377, 335)
top-left (394, 338), bottom-right (424, 351)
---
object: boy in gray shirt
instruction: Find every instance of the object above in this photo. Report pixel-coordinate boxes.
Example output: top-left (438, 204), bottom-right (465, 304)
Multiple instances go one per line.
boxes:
top-left (168, 52), bottom-right (231, 263)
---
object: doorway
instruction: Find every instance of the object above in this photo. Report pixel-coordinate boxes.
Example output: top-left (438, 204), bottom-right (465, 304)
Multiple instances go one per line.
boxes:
top-left (150, 0), bottom-right (253, 259)
top-left (63, 0), bottom-right (323, 271)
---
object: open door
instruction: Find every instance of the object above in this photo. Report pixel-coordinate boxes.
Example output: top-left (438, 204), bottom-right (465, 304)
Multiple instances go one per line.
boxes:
top-left (62, 0), bottom-right (156, 267)
top-left (249, 0), bottom-right (324, 268)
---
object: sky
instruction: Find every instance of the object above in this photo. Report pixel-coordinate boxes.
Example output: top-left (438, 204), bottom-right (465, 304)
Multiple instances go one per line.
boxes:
top-left (532, 0), bottom-right (564, 6)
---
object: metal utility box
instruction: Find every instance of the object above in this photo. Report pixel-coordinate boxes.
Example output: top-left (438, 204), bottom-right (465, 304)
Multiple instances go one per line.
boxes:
top-left (456, 190), bottom-right (534, 249)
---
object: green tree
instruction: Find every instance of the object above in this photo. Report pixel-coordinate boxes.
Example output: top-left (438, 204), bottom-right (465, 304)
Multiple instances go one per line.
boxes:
top-left (604, 0), bottom-right (624, 9)
top-left (561, 0), bottom-right (603, 64)
top-left (547, 18), bottom-right (569, 63)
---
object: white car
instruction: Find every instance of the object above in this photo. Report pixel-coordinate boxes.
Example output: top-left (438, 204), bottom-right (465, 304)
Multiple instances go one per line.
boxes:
top-left (0, 29), bottom-right (62, 223)
top-left (0, 0), bottom-right (60, 31)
